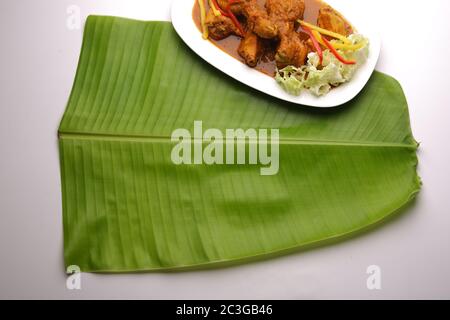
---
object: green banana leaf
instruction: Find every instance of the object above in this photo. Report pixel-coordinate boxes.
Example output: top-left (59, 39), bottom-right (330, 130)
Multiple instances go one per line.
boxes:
top-left (58, 16), bottom-right (421, 272)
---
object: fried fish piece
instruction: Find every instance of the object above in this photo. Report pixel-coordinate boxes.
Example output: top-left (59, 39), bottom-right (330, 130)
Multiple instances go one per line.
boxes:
top-left (276, 33), bottom-right (308, 68)
top-left (215, 0), bottom-right (307, 68)
top-left (266, 0), bottom-right (305, 23)
top-left (238, 31), bottom-right (263, 67)
top-left (266, 0), bottom-right (308, 68)
top-left (317, 5), bottom-right (353, 36)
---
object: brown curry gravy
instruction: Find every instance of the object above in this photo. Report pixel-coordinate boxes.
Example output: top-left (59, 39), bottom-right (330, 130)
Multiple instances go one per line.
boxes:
top-left (192, 0), bottom-right (325, 76)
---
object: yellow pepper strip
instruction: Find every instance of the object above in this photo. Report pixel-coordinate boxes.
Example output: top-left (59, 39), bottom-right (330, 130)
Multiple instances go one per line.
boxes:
top-left (331, 41), bottom-right (366, 51)
top-left (311, 28), bottom-right (365, 52)
top-left (209, 0), bottom-right (221, 16)
top-left (198, 0), bottom-right (209, 39)
top-left (312, 30), bottom-right (326, 46)
top-left (299, 20), bottom-right (351, 45)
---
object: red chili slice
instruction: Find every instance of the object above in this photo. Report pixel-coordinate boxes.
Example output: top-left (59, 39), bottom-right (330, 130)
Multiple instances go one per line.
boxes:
top-left (226, 0), bottom-right (245, 36)
top-left (302, 25), bottom-right (323, 65)
top-left (321, 36), bottom-right (356, 65)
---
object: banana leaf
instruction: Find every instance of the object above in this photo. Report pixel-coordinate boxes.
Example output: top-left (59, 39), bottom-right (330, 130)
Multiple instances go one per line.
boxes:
top-left (58, 16), bottom-right (421, 272)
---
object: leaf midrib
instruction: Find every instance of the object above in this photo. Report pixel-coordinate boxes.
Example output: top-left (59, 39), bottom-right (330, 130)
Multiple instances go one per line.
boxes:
top-left (58, 131), bottom-right (417, 149)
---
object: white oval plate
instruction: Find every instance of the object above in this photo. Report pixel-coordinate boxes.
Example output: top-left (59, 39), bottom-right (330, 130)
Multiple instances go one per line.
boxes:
top-left (171, 0), bottom-right (381, 107)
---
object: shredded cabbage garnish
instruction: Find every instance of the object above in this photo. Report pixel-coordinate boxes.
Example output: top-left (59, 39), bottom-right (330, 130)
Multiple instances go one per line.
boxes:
top-left (275, 34), bottom-right (369, 96)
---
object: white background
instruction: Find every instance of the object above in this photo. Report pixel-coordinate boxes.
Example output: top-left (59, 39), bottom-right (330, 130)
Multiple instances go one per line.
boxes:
top-left (0, 0), bottom-right (449, 299)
